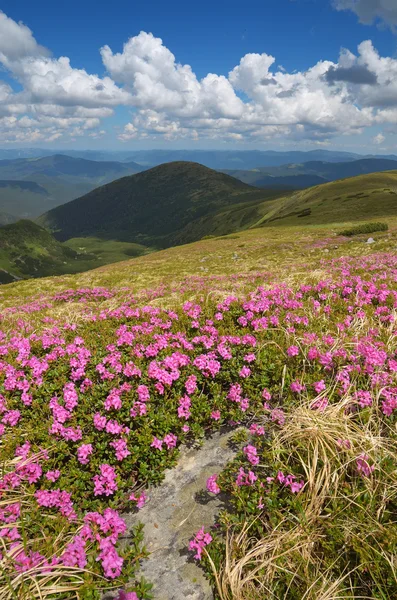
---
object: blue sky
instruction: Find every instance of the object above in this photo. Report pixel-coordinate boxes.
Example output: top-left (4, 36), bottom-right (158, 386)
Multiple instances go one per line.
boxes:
top-left (0, 0), bottom-right (397, 151)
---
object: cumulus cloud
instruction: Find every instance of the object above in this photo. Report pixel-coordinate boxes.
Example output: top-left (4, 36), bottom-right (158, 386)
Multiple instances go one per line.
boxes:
top-left (373, 132), bottom-right (385, 143)
top-left (1, 10), bottom-right (397, 145)
top-left (325, 64), bottom-right (377, 84)
top-left (0, 11), bottom-right (129, 142)
top-left (333, 0), bottom-right (397, 30)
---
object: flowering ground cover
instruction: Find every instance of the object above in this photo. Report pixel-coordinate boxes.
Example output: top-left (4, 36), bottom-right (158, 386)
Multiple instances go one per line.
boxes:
top-left (1, 223), bottom-right (397, 599)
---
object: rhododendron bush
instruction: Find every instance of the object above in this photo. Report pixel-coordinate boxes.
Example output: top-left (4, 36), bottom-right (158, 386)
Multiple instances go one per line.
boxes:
top-left (1, 251), bottom-right (397, 597)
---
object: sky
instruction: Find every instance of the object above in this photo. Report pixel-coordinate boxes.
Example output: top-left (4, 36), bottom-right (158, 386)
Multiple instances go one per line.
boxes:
top-left (1, 0), bottom-right (397, 152)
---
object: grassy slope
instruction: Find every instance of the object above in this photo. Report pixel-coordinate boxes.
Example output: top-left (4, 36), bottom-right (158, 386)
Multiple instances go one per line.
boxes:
top-left (38, 161), bottom-right (286, 246)
top-left (256, 170), bottom-right (397, 227)
top-left (0, 220), bottom-right (153, 282)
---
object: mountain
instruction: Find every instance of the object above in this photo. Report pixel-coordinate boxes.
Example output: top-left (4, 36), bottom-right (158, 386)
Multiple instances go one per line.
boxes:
top-left (0, 211), bottom-right (17, 226)
top-left (0, 155), bottom-right (143, 218)
top-left (0, 220), bottom-right (84, 282)
top-left (120, 149), bottom-right (368, 169)
top-left (222, 171), bottom-right (328, 189)
top-left (38, 161), bottom-right (287, 247)
top-left (257, 170), bottom-right (397, 227)
top-left (225, 158), bottom-right (397, 187)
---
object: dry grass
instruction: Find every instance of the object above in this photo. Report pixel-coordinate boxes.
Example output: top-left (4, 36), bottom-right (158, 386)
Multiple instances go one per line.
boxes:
top-left (209, 397), bottom-right (397, 600)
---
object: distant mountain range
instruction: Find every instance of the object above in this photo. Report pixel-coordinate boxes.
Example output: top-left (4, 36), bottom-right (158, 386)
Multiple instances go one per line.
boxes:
top-left (38, 161), bottom-right (286, 247)
top-left (2, 152), bottom-right (397, 222)
top-left (223, 158), bottom-right (397, 188)
top-left (0, 154), bottom-right (143, 218)
top-left (1, 148), bottom-right (397, 169)
top-left (2, 160), bottom-right (397, 282)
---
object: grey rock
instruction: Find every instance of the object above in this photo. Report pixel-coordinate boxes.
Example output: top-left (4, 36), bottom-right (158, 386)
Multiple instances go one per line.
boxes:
top-left (111, 430), bottom-right (240, 600)
top-left (366, 237), bottom-right (375, 244)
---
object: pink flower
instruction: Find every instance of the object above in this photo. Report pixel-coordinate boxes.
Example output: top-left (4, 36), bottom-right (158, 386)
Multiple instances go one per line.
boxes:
top-left (77, 444), bottom-right (93, 465)
top-left (356, 454), bottom-right (375, 477)
top-left (239, 366), bottom-right (251, 378)
top-left (93, 464), bottom-right (118, 496)
top-left (249, 423), bottom-right (265, 436)
top-left (151, 436), bottom-right (163, 450)
top-left (129, 491), bottom-right (147, 509)
top-left (287, 345), bottom-right (299, 357)
top-left (117, 592), bottom-right (140, 600)
top-left (45, 470), bottom-right (60, 482)
top-left (236, 468), bottom-right (257, 487)
top-left (310, 397), bottom-right (328, 412)
top-left (243, 444), bottom-right (260, 466)
top-left (206, 474), bottom-right (221, 495)
top-left (211, 410), bottom-right (221, 421)
top-left (290, 380), bottom-right (305, 393)
top-left (110, 438), bottom-right (131, 461)
top-left (271, 408), bottom-right (285, 427)
top-left (189, 527), bottom-right (212, 560)
top-left (185, 375), bottom-right (197, 394)
top-left (164, 433), bottom-right (177, 449)
top-left (313, 380), bottom-right (326, 393)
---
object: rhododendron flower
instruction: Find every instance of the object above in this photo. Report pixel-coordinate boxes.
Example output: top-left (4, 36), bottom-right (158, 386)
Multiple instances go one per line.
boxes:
top-left (206, 474), bottom-right (221, 494)
top-left (93, 464), bottom-right (118, 496)
top-left (62, 535), bottom-right (87, 569)
top-left (290, 381), bottom-right (305, 393)
top-left (236, 467), bottom-right (257, 487)
top-left (244, 353), bottom-right (256, 363)
top-left (239, 366), bottom-right (251, 378)
top-left (77, 444), bottom-right (93, 465)
top-left (164, 433), bottom-right (177, 449)
top-left (45, 470), bottom-right (60, 482)
top-left (117, 591), bottom-right (140, 600)
top-left (151, 436), bottom-right (163, 450)
top-left (356, 454), bottom-right (375, 477)
top-left (189, 527), bottom-right (212, 560)
top-left (129, 491), bottom-right (147, 509)
top-left (271, 408), bottom-right (285, 426)
top-left (287, 345), bottom-right (299, 357)
top-left (211, 410), bottom-right (221, 420)
top-left (355, 390), bottom-right (372, 408)
top-left (262, 388), bottom-right (271, 401)
top-left (243, 444), bottom-right (260, 466)
top-left (185, 374), bottom-right (197, 394)
top-left (336, 438), bottom-right (351, 450)
top-left (250, 423), bottom-right (265, 436)
top-left (313, 380), bottom-right (326, 393)
top-left (310, 397), bottom-right (328, 412)
top-left (110, 438), bottom-right (131, 461)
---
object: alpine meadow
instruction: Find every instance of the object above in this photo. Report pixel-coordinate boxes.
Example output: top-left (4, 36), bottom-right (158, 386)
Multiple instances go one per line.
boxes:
top-left (2, 2), bottom-right (397, 599)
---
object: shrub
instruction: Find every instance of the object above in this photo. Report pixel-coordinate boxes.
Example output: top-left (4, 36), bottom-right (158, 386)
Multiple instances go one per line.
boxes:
top-left (339, 222), bottom-right (388, 237)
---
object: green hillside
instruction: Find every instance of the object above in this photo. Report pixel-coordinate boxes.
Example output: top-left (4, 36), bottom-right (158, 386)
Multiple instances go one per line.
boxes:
top-left (257, 170), bottom-right (397, 227)
top-left (0, 155), bottom-right (143, 218)
top-left (38, 161), bottom-right (286, 246)
top-left (0, 220), bottom-right (151, 282)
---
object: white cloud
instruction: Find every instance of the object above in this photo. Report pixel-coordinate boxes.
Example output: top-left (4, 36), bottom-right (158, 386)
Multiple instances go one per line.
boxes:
top-left (373, 132), bottom-right (385, 143)
top-left (0, 11), bottom-right (129, 142)
top-left (333, 1), bottom-right (397, 29)
top-left (1, 10), bottom-right (397, 145)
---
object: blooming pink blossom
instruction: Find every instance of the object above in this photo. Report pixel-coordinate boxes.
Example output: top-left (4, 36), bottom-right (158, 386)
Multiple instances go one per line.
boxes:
top-left (206, 474), bottom-right (221, 494)
top-left (189, 527), bottom-right (212, 560)
top-left (77, 444), bottom-right (93, 465)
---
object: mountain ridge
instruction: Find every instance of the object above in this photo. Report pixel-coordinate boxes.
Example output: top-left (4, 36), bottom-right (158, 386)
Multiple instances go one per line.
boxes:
top-left (38, 161), bottom-right (285, 246)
